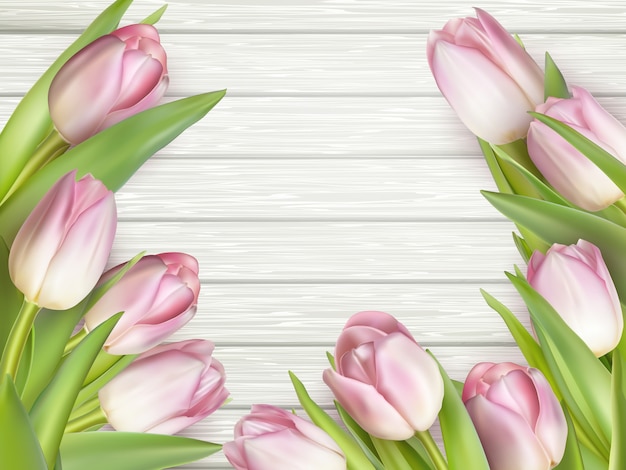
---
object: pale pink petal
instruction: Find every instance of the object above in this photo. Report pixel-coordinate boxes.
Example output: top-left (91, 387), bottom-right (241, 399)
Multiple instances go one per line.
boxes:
top-left (466, 395), bottom-right (551, 470)
top-left (343, 310), bottom-right (414, 340)
top-left (462, 362), bottom-right (497, 401)
top-left (49, 36), bottom-right (126, 144)
top-left (431, 41), bottom-right (535, 144)
top-left (374, 334), bottom-right (443, 431)
top-left (111, 24), bottom-right (161, 43)
top-left (486, 370), bottom-right (540, 426)
top-left (322, 368), bottom-right (414, 439)
top-left (112, 50), bottom-right (163, 111)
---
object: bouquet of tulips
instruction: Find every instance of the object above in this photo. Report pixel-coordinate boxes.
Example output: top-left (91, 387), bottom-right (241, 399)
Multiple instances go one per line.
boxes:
top-left (220, 8), bottom-right (626, 470)
top-left (0, 1), bottom-right (231, 469)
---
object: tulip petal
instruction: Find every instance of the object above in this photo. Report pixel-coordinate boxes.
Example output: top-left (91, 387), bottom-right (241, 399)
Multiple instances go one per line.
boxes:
top-left (529, 369), bottom-right (567, 464)
top-left (531, 249), bottom-right (622, 355)
top-left (49, 36), bottom-right (126, 144)
top-left (374, 333), bottom-right (443, 431)
top-left (111, 24), bottom-right (161, 43)
top-left (475, 8), bottom-right (544, 105)
top-left (100, 350), bottom-right (204, 432)
top-left (112, 50), bottom-right (163, 111)
top-left (486, 370), bottom-right (540, 427)
top-left (466, 395), bottom-right (551, 470)
top-left (344, 310), bottom-right (414, 339)
top-left (322, 368), bottom-right (414, 440)
top-left (528, 122), bottom-right (623, 211)
top-left (462, 362), bottom-right (497, 401)
top-left (37, 193), bottom-right (116, 309)
top-left (334, 325), bottom-right (386, 369)
top-left (241, 429), bottom-right (346, 470)
top-left (431, 41), bottom-right (535, 144)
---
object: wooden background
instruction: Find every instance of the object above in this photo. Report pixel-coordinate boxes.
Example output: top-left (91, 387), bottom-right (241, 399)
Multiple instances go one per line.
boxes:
top-left (1, 1), bottom-right (624, 468)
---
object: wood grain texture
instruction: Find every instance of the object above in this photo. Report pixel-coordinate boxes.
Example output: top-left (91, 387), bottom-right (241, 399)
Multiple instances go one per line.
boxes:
top-left (0, 1), bottom-right (615, 469)
top-left (0, 0), bottom-right (623, 32)
top-left (2, 34), bottom-right (626, 95)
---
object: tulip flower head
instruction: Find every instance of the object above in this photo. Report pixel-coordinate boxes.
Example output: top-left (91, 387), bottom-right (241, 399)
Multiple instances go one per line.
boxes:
top-left (49, 24), bottom-right (168, 145)
top-left (84, 252), bottom-right (200, 355)
top-left (527, 239), bottom-right (622, 357)
top-left (463, 362), bottom-right (567, 470)
top-left (8, 170), bottom-right (116, 310)
top-left (99, 339), bottom-right (229, 434)
top-left (427, 8), bottom-right (544, 144)
top-left (323, 310), bottom-right (444, 440)
top-left (223, 404), bottom-right (346, 470)
top-left (528, 86), bottom-right (626, 211)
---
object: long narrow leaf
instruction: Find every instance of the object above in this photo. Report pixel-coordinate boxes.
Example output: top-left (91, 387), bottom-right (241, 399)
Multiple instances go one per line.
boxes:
top-left (507, 272), bottom-right (611, 453)
top-left (554, 403), bottom-right (584, 470)
top-left (29, 314), bottom-right (122, 468)
top-left (544, 52), bottom-right (570, 100)
top-left (609, 352), bottom-right (626, 469)
top-left (289, 371), bottom-right (375, 470)
top-left (334, 401), bottom-right (384, 470)
top-left (431, 352), bottom-right (489, 470)
top-left (0, 375), bottom-right (47, 470)
top-left (482, 192), bottom-right (626, 300)
top-left (0, 0), bottom-right (134, 200)
top-left (60, 432), bottom-right (221, 470)
top-left (0, 238), bottom-right (23, 355)
top-left (0, 90), bottom-right (226, 244)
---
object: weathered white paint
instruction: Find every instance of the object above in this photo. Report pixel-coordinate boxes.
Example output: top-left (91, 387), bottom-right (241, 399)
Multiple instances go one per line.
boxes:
top-left (0, 1), bottom-right (617, 468)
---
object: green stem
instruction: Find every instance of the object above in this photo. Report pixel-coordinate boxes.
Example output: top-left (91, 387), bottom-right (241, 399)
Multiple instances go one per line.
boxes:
top-left (415, 430), bottom-right (448, 470)
top-left (70, 396), bottom-right (101, 422)
top-left (614, 197), bottom-right (626, 216)
top-left (65, 406), bottom-right (107, 433)
top-left (0, 130), bottom-right (69, 205)
top-left (370, 437), bottom-right (413, 470)
top-left (0, 299), bottom-right (40, 380)
top-left (64, 328), bottom-right (87, 355)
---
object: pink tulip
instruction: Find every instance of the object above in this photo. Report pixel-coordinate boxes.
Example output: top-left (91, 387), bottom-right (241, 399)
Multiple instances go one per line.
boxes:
top-left (49, 24), bottom-right (168, 145)
top-left (223, 404), bottom-right (346, 470)
top-left (463, 362), bottom-right (567, 470)
top-left (99, 339), bottom-right (228, 434)
top-left (83, 252), bottom-right (200, 355)
top-left (528, 86), bottom-right (626, 211)
top-left (427, 8), bottom-right (543, 144)
top-left (8, 170), bottom-right (116, 310)
top-left (527, 239), bottom-right (622, 356)
top-left (322, 311), bottom-right (443, 440)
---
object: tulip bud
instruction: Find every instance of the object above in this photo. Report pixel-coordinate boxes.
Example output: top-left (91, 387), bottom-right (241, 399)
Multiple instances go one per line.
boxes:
top-left (84, 252), bottom-right (200, 355)
top-left (223, 404), bottom-right (346, 470)
top-left (527, 239), bottom-right (622, 357)
top-left (49, 24), bottom-right (168, 145)
top-left (8, 170), bottom-right (116, 310)
top-left (427, 8), bottom-right (543, 144)
top-left (99, 339), bottom-right (228, 434)
top-left (528, 86), bottom-right (626, 211)
top-left (322, 311), bottom-right (443, 440)
top-left (463, 362), bottom-right (567, 470)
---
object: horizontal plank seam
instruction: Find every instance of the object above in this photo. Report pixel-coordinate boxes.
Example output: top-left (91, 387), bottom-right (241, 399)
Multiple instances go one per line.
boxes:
top-left (212, 341), bottom-right (517, 348)
top-left (116, 217), bottom-right (508, 223)
top-left (195, 279), bottom-right (512, 285)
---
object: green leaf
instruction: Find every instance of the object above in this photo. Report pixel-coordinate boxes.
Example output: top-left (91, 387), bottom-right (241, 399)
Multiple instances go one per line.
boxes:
top-left (370, 437), bottom-right (414, 470)
top-left (482, 192), bottom-right (626, 300)
top-left (29, 314), bottom-right (122, 469)
top-left (0, 0), bottom-right (134, 201)
top-left (554, 403), bottom-right (584, 470)
top-left (512, 233), bottom-right (532, 263)
top-left (21, 301), bottom-right (87, 410)
top-left (0, 238), bottom-right (24, 355)
top-left (335, 402), bottom-right (385, 470)
top-left (141, 4), bottom-right (167, 24)
top-left (609, 352), bottom-right (626, 469)
top-left (531, 112), bottom-right (626, 196)
top-left (544, 52), bottom-right (570, 100)
top-left (15, 329), bottom-right (34, 395)
top-left (74, 354), bottom-right (136, 410)
top-left (289, 371), bottom-right (375, 470)
top-left (0, 90), bottom-right (226, 244)
top-left (479, 289), bottom-right (557, 395)
top-left (60, 432), bottom-right (221, 470)
top-left (0, 375), bottom-right (47, 470)
top-left (507, 272), bottom-right (611, 454)
top-left (430, 353), bottom-right (489, 470)
top-left (478, 137), bottom-right (512, 194)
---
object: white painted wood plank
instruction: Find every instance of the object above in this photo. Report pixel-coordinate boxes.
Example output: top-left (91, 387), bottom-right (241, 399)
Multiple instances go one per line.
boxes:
top-left (116, 157), bottom-right (499, 220)
top-left (110, 221), bottom-right (522, 281)
top-left (171, 282), bottom-right (529, 345)
top-left (4, 97), bottom-right (626, 157)
top-left (0, 0), bottom-right (622, 32)
top-left (2, 34), bottom-right (626, 95)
